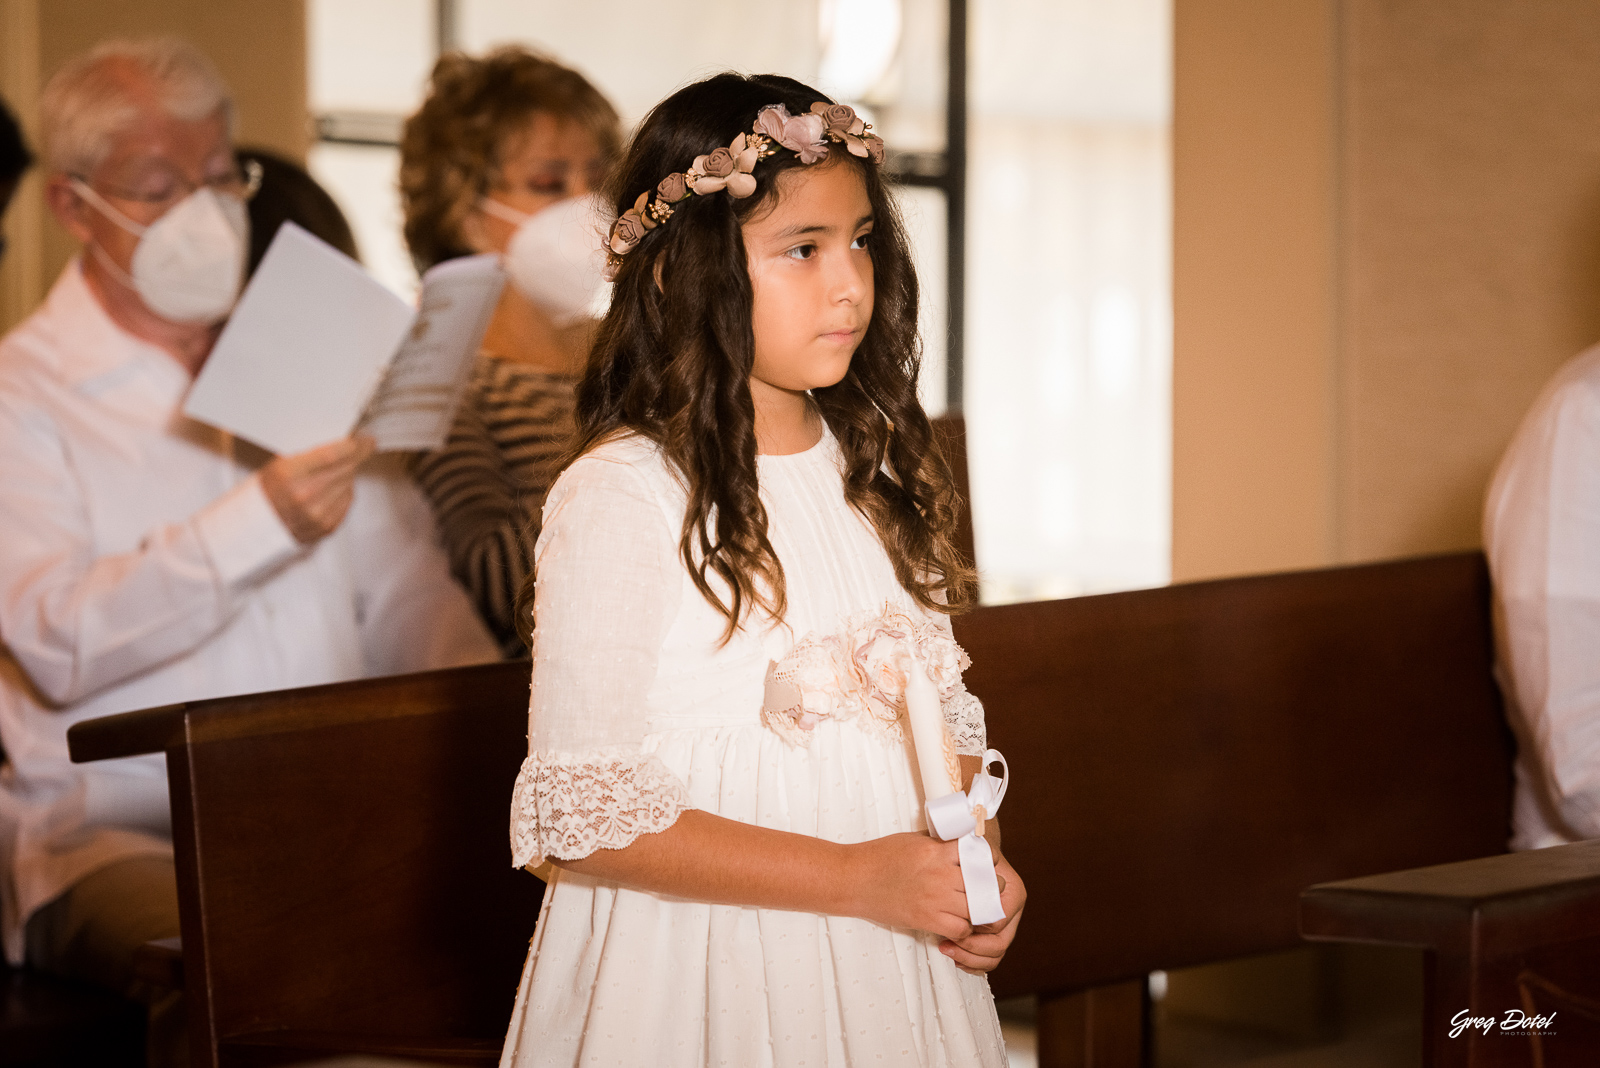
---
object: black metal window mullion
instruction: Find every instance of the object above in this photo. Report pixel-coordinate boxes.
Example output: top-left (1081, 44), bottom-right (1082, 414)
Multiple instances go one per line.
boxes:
top-left (882, 0), bottom-right (965, 411)
top-left (436, 0), bottom-right (458, 54)
top-left (944, 0), bottom-right (967, 412)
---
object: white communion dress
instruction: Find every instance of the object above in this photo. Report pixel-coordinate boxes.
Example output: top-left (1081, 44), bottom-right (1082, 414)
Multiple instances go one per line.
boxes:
top-left (500, 427), bottom-right (1007, 1068)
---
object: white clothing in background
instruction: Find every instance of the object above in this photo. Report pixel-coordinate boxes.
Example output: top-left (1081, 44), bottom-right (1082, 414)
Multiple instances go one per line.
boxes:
top-left (499, 430), bottom-right (1005, 1068)
top-left (0, 261), bottom-right (500, 963)
top-left (1485, 342), bottom-right (1600, 849)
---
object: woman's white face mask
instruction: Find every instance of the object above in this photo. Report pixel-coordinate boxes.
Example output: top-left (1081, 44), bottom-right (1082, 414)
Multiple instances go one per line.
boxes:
top-left (479, 193), bottom-right (610, 327)
top-left (72, 180), bottom-right (249, 325)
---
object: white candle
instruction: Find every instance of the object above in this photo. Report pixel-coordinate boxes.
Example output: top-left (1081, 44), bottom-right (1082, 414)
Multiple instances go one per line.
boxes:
top-left (904, 648), bottom-right (961, 804)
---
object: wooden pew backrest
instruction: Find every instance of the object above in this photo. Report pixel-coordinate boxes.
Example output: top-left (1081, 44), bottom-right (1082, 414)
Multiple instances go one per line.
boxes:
top-left (163, 661), bottom-right (539, 1063)
top-left (955, 551), bottom-right (1515, 999)
top-left (68, 549), bottom-right (1516, 1058)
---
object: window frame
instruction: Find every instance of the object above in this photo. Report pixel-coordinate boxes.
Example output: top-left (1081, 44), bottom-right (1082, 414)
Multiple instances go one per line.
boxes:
top-left (312, 0), bottom-right (969, 408)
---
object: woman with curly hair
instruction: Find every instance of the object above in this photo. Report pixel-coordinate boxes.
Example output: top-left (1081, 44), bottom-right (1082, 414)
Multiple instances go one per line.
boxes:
top-left (401, 46), bottom-right (621, 653)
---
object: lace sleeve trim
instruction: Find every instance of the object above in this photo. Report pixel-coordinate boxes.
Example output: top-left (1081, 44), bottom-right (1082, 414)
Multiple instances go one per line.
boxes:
top-left (943, 686), bottom-right (987, 756)
top-left (509, 749), bottom-right (692, 869)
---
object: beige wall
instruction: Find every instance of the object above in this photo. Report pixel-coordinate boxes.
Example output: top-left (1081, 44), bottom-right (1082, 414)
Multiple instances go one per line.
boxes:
top-left (1174, 0), bottom-right (1600, 581)
top-left (0, 0), bottom-right (306, 335)
top-left (0, 0), bottom-right (45, 338)
top-left (1338, 1), bottom-right (1600, 561)
top-left (1172, 0), bottom-right (1339, 581)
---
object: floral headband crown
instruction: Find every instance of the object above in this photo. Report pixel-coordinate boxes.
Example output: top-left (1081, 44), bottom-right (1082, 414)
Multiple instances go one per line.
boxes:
top-left (603, 101), bottom-right (887, 280)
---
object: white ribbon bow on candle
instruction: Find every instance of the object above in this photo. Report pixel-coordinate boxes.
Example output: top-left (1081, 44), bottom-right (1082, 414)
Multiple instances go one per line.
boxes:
top-left (925, 750), bottom-right (1010, 926)
top-left (903, 648), bottom-right (1012, 927)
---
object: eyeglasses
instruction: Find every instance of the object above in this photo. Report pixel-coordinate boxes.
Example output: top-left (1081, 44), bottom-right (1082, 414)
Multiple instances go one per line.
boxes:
top-left (73, 158), bottom-right (263, 214)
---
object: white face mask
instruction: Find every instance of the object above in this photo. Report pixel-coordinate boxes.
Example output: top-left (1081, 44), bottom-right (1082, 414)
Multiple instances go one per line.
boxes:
top-left (479, 193), bottom-right (610, 328)
top-left (72, 180), bottom-right (249, 325)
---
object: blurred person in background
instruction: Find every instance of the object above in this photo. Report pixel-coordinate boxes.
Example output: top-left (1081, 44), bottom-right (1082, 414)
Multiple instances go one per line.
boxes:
top-left (401, 46), bottom-right (622, 654)
top-left (1486, 344), bottom-right (1600, 851)
top-left (0, 38), bottom-right (496, 1064)
top-left (236, 146), bottom-right (360, 275)
top-left (1, 97), bottom-right (31, 260)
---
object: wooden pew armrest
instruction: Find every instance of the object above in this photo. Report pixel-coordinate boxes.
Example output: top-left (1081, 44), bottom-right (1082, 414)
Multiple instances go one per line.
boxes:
top-left (68, 702), bottom-right (188, 762)
top-left (1300, 838), bottom-right (1600, 956)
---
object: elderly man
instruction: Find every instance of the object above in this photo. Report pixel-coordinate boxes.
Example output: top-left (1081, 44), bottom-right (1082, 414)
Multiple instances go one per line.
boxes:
top-left (0, 37), bottom-right (498, 1058)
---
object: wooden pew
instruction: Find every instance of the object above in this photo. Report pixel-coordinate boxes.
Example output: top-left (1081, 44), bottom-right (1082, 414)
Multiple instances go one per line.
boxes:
top-left (957, 550), bottom-right (1596, 1065)
top-left (963, 552), bottom-right (1512, 990)
top-left (67, 551), bottom-right (1600, 1066)
top-left (68, 662), bottom-right (539, 1068)
top-left (1302, 840), bottom-right (1600, 1067)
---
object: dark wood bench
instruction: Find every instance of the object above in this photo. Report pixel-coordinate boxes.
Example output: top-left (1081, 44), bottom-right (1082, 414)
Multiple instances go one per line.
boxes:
top-left (963, 550), bottom-right (1598, 1065)
top-left (64, 550), bottom-right (1600, 1067)
top-left (1301, 841), bottom-right (1600, 1067)
top-left (68, 662), bottom-right (541, 1068)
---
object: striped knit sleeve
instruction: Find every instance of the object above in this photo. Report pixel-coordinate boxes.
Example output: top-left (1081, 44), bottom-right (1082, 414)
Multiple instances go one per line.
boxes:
top-left (411, 358), bottom-right (576, 653)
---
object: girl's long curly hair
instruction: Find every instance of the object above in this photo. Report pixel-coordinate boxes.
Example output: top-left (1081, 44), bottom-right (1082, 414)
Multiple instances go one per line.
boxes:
top-left (516, 72), bottom-right (975, 646)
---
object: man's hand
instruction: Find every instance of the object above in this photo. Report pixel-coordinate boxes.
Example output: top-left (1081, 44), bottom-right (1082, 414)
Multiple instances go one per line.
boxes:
top-left (260, 436), bottom-right (375, 544)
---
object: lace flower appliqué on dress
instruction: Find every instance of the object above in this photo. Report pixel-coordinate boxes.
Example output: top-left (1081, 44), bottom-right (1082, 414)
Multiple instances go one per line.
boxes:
top-left (761, 604), bottom-right (974, 748)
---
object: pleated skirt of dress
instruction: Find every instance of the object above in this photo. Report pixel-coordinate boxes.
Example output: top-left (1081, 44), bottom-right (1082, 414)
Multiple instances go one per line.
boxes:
top-left (498, 718), bottom-right (1008, 1068)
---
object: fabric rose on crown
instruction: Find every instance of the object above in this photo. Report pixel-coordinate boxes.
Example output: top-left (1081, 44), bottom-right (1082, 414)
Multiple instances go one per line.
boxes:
top-left (809, 102), bottom-right (872, 159)
top-left (608, 209), bottom-right (646, 255)
top-left (687, 134), bottom-right (760, 198)
top-left (755, 104), bottom-right (830, 165)
top-left (657, 173), bottom-right (688, 202)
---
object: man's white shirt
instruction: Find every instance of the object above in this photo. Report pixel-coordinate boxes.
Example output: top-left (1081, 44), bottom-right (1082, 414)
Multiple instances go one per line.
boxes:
top-left (1486, 342), bottom-right (1600, 850)
top-left (0, 261), bottom-right (498, 961)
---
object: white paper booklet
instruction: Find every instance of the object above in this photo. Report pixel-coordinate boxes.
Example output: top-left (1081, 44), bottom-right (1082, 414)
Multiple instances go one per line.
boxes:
top-left (184, 222), bottom-right (505, 455)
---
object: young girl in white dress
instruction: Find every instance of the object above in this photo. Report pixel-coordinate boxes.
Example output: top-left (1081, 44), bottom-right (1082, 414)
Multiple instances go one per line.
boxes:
top-left (500, 72), bottom-right (1025, 1068)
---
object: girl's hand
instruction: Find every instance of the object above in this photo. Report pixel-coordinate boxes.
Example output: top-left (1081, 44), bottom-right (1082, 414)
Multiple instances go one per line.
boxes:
top-left (846, 832), bottom-right (974, 943)
top-left (939, 850), bottom-right (1026, 975)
